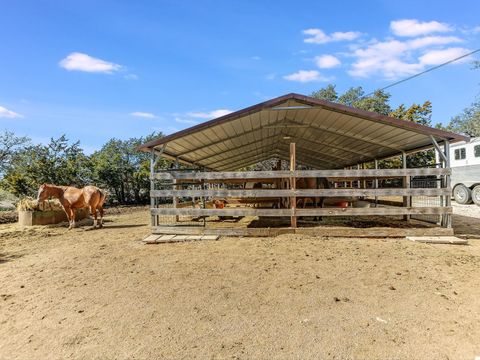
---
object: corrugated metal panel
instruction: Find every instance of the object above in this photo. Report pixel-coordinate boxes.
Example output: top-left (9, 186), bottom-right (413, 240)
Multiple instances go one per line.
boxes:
top-left (139, 93), bottom-right (469, 170)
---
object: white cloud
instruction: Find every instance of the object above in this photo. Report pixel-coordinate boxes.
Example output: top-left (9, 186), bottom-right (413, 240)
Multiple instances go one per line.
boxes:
top-left (251, 56), bottom-right (261, 60)
top-left (419, 47), bottom-right (471, 65)
top-left (59, 52), bottom-right (122, 73)
top-left (187, 109), bottom-right (233, 119)
top-left (174, 117), bottom-right (199, 125)
top-left (0, 106), bottom-right (23, 118)
top-left (407, 36), bottom-right (462, 49)
top-left (283, 70), bottom-right (330, 83)
top-left (348, 35), bottom-right (465, 79)
top-left (303, 28), bottom-right (361, 44)
top-left (130, 111), bottom-right (156, 119)
top-left (315, 55), bottom-right (341, 68)
top-left (124, 74), bottom-right (138, 80)
top-left (391, 19), bottom-right (453, 37)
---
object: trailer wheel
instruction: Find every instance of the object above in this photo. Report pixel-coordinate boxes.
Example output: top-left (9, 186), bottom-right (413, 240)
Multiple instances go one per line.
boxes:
top-left (472, 185), bottom-right (480, 206)
top-left (453, 184), bottom-right (473, 204)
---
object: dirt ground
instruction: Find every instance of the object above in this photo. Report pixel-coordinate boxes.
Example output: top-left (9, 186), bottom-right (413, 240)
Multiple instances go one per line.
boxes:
top-left (1, 207), bottom-right (480, 360)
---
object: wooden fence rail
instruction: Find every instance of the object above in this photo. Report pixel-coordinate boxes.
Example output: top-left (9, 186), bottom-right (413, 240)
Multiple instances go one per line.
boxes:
top-left (151, 207), bottom-right (452, 217)
top-left (151, 168), bottom-right (450, 180)
top-left (151, 188), bottom-right (450, 198)
top-left (150, 168), bottom-right (452, 230)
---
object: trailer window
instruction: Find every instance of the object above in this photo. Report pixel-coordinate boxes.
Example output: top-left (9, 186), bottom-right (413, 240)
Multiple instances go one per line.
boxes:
top-left (475, 145), bottom-right (480, 157)
top-left (454, 148), bottom-right (466, 160)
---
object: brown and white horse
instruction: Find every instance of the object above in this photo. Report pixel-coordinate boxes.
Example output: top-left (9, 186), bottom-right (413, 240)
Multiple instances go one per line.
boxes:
top-left (296, 177), bottom-right (329, 209)
top-left (37, 184), bottom-right (106, 229)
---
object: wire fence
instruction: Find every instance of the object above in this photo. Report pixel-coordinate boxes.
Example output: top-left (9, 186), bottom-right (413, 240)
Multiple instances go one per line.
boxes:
top-left (410, 176), bottom-right (443, 224)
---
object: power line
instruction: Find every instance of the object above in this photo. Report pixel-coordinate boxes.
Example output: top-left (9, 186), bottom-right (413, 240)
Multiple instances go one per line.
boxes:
top-left (364, 47), bottom-right (480, 98)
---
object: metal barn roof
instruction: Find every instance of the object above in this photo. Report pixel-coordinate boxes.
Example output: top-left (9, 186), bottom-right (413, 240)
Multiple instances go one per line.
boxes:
top-left (139, 93), bottom-right (468, 170)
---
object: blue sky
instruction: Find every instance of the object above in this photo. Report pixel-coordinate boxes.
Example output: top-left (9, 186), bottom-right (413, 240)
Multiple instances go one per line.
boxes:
top-left (1, 0), bottom-right (479, 153)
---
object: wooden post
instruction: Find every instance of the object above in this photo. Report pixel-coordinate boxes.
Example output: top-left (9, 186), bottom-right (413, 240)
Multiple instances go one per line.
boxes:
top-left (356, 164), bottom-right (360, 188)
top-left (402, 152), bottom-right (411, 221)
top-left (150, 150), bottom-right (156, 227)
top-left (374, 159), bottom-right (378, 207)
top-left (173, 158), bottom-right (179, 223)
top-left (361, 163), bottom-right (367, 190)
top-left (444, 141), bottom-right (452, 228)
top-left (290, 143), bottom-right (297, 228)
top-left (275, 158), bottom-right (282, 171)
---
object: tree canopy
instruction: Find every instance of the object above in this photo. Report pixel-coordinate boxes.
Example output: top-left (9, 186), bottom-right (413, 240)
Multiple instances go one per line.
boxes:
top-left (310, 84), bottom-right (436, 168)
top-left (0, 132), bottom-right (169, 204)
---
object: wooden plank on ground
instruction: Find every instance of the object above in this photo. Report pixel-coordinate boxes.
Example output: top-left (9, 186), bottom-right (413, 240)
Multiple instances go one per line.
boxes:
top-left (406, 236), bottom-right (468, 245)
top-left (170, 235), bottom-right (190, 241)
top-left (151, 226), bottom-right (454, 237)
top-left (298, 227), bottom-right (454, 237)
top-left (201, 235), bottom-right (220, 241)
top-left (158, 235), bottom-right (176, 241)
top-left (143, 234), bottom-right (161, 243)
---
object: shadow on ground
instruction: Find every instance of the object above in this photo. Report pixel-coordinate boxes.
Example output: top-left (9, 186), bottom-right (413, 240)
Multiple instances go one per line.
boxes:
top-left (0, 253), bottom-right (23, 265)
top-left (453, 214), bottom-right (480, 237)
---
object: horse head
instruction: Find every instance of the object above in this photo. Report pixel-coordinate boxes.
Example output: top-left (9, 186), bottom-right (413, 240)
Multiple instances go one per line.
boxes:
top-left (37, 184), bottom-right (49, 203)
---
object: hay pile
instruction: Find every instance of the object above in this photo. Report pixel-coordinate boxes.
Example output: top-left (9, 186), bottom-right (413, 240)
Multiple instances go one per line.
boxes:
top-left (17, 197), bottom-right (64, 212)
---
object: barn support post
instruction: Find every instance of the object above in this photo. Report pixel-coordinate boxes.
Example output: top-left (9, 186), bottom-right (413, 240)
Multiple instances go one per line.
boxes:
top-left (150, 144), bottom-right (166, 228)
top-left (290, 142), bottom-right (297, 228)
top-left (150, 149), bottom-right (156, 227)
top-left (357, 164), bottom-right (361, 188)
top-left (443, 140), bottom-right (452, 228)
top-left (402, 152), bottom-right (411, 221)
top-left (173, 157), bottom-right (179, 223)
top-left (374, 159), bottom-right (379, 207)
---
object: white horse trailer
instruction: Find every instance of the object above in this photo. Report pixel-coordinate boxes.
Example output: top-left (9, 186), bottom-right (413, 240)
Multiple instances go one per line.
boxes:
top-left (436, 137), bottom-right (480, 205)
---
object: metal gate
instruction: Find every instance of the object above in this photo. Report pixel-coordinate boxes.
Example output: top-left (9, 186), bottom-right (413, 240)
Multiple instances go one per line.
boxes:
top-left (410, 176), bottom-right (442, 224)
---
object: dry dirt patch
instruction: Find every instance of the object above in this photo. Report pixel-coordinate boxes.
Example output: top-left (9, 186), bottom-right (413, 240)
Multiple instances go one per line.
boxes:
top-left (0, 208), bottom-right (479, 360)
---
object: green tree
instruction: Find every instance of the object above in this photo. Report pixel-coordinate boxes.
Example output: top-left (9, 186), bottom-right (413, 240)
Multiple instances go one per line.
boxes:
top-left (390, 101), bottom-right (435, 167)
top-left (90, 132), bottom-right (167, 204)
top-left (1, 135), bottom-right (91, 196)
top-left (0, 131), bottom-right (30, 174)
top-left (311, 85), bottom-right (435, 168)
top-left (445, 101), bottom-right (480, 137)
top-left (311, 85), bottom-right (392, 115)
top-left (311, 84), bottom-right (338, 102)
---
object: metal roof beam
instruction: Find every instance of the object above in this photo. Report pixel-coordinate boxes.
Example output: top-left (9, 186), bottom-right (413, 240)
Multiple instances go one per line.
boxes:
top-left (307, 122), bottom-right (404, 152)
top-left (289, 126), bottom-right (379, 158)
top-left (277, 142), bottom-right (347, 165)
top-left (290, 138), bottom-right (358, 162)
top-left (193, 132), bottom-right (279, 164)
top-left (204, 141), bottom-right (279, 168)
top-left (208, 138), bottom-right (342, 170)
top-left (217, 151), bottom-right (279, 171)
top-left (175, 124), bottom-right (265, 157)
top-left (274, 150), bottom-right (331, 170)
top-left (275, 146), bottom-right (342, 169)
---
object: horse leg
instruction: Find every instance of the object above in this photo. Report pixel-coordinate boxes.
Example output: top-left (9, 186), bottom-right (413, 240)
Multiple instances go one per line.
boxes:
top-left (70, 208), bottom-right (77, 229)
top-left (64, 206), bottom-right (73, 229)
top-left (90, 205), bottom-right (98, 229)
top-left (317, 197), bottom-right (325, 221)
top-left (98, 205), bottom-right (104, 228)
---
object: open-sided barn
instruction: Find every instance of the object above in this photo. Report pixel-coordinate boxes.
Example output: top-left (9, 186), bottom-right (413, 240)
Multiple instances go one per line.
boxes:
top-left (139, 93), bottom-right (468, 237)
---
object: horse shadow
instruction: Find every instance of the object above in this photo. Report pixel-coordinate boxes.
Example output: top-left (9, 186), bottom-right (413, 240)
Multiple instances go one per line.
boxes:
top-left (0, 252), bottom-right (23, 265)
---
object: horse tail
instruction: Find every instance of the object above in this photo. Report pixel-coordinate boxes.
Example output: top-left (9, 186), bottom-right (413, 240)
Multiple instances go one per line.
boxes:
top-left (98, 188), bottom-right (107, 206)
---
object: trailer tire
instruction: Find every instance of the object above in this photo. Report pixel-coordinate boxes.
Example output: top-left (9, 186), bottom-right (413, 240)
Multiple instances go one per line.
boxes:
top-left (472, 185), bottom-right (480, 206)
top-left (453, 184), bottom-right (473, 204)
